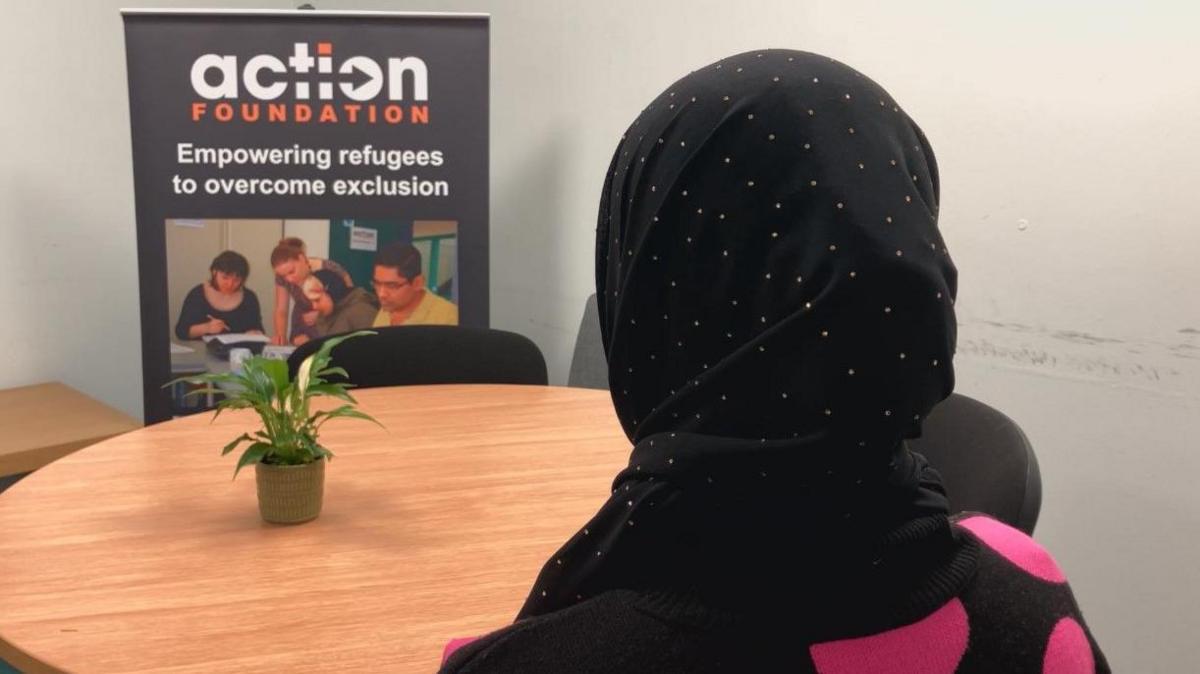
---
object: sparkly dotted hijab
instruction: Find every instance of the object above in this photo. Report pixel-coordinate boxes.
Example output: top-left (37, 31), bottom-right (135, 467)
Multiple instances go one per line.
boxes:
top-left (520, 50), bottom-right (958, 619)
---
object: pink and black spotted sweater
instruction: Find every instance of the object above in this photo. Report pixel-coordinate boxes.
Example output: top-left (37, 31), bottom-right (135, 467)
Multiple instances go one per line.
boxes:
top-left (439, 514), bottom-right (1108, 673)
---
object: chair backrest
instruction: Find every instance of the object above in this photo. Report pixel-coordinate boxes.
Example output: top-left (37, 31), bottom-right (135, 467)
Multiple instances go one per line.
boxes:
top-left (908, 393), bottom-right (1042, 534)
top-left (287, 326), bottom-right (548, 388)
top-left (567, 294), bottom-right (608, 390)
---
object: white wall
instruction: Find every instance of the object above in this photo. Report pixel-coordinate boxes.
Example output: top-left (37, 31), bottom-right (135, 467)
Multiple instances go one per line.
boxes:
top-left (283, 219), bottom-right (331, 259)
top-left (1, 2), bottom-right (1196, 670)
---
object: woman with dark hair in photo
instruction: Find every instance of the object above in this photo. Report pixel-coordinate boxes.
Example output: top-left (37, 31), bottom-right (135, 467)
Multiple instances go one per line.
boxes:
top-left (440, 50), bottom-right (1108, 673)
top-left (174, 250), bottom-right (263, 340)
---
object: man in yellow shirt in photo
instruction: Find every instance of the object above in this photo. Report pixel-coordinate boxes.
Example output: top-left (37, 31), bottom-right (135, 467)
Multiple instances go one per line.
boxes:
top-left (371, 241), bottom-right (459, 327)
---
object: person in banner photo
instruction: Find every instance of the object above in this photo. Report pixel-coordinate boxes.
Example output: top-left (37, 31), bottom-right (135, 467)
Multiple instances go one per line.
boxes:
top-left (270, 237), bottom-right (354, 345)
top-left (295, 269), bottom-right (380, 345)
top-left (174, 250), bottom-right (264, 340)
top-left (372, 241), bottom-right (459, 327)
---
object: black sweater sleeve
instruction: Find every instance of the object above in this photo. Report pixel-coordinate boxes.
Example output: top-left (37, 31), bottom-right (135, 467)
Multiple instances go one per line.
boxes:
top-left (175, 285), bottom-right (209, 341)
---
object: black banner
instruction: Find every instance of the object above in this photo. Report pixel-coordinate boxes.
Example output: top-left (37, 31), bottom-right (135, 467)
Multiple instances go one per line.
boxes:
top-left (123, 10), bottom-right (489, 423)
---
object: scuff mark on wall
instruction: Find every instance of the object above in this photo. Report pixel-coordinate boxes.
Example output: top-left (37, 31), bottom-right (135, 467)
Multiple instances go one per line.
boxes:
top-left (1052, 330), bottom-right (1125, 346)
top-left (957, 319), bottom-right (1199, 401)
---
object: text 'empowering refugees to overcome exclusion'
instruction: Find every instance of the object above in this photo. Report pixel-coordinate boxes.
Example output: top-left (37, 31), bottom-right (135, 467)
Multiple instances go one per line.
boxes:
top-left (172, 142), bottom-right (451, 197)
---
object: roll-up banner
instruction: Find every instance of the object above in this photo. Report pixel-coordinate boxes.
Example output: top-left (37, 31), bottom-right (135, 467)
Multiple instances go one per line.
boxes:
top-left (122, 9), bottom-right (489, 422)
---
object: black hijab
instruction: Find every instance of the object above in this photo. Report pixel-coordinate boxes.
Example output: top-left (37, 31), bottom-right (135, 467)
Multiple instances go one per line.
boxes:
top-left (519, 50), bottom-right (960, 624)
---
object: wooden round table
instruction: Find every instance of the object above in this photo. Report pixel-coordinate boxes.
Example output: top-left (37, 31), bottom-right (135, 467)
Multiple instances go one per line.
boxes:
top-left (0, 385), bottom-right (628, 673)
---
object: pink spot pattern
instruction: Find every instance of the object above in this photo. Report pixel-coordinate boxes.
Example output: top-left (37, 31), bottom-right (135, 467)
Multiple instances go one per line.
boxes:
top-left (958, 516), bottom-right (1067, 583)
top-left (1043, 618), bottom-right (1094, 674)
top-left (809, 598), bottom-right (969, 674)
top-left (442, 636), bottom-right (481, 665)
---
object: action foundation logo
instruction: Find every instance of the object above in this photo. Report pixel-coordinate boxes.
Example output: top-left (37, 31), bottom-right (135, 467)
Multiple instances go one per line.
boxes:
top-left (189, 42), bottom-right (430, 124)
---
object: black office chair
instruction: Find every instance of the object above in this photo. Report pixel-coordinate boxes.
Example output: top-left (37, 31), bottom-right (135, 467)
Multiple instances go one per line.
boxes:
top-left (566, 293), bottom-right (1043, 534)
top-left (908, 394), bottom-right (1042, 534)
top-left (287, 325), bottom-right (548, 388)
top-left (0, 473), bottom-right (25, 495)
top-left (567, 294), bottom-right (608, 390)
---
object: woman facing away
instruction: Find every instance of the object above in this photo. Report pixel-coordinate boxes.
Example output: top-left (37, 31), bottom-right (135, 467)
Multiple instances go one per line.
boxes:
top-left (174, 250), bottom-right (263, 341)
top-left (441, 50), bottom-right (1108, 673)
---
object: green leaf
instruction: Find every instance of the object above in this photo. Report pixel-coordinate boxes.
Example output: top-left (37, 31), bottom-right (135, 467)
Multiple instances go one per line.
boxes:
top-left (306, 383), bottom-right (356, 403)
top-left (179, 386), bottom-right (224, 399)
top-left (211, 398), bottom-right (253, 422)
top-left (244, 365), bottom-right (277, 403)
top-left (233, 442), bottom-right (271, 479)
top-left (280, 382), bottom-right (296, 406)
top-left (259, 358), bottom-right (290, 398)
top-left (214, 398), bottom-right (254, 410)
top-left (315, 405), bottom-right (382, 429)
top-left (315, 366), bottom-right (350, 381)
top-left (221, 433), bottom-right (254, 456)
top-left (315, 330), bottom-right (376, 362)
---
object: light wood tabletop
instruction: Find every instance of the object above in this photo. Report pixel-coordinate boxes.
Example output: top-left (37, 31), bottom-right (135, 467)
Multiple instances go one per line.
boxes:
top-left (0, 385), bottom-right (629, 674)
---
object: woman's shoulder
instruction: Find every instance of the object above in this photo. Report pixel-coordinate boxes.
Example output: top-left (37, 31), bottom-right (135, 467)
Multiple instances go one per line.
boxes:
top-left (946, 514), bottom-right (1108, 672)
top-left (337, 288), bottom-right (378, 318)
top-left (183, 283), bottom-right (209, 305)
top-left (952, 514), bottom-right (1067, 584)
top-left (344, 286), bottom-right (376, 304)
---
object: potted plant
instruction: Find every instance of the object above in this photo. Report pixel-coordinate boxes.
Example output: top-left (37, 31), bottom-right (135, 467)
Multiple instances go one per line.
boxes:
top-left (169, 331), bottom-right (379, 524)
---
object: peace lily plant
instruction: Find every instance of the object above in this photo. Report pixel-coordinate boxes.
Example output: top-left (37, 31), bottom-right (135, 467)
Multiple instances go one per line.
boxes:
top-left (169, 330), bottom-right (379, 523)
